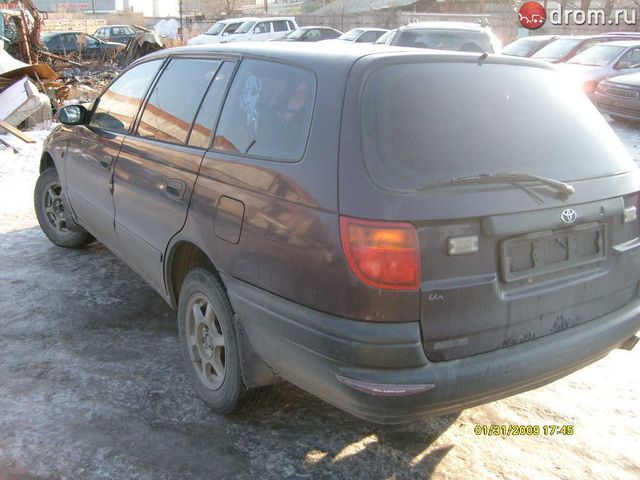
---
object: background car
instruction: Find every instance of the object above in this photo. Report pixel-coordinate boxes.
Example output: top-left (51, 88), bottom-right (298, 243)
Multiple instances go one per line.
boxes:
top-left (381, 21), bottom-right (501, 53)
top-left (326, 27), bottom-right (389, 44)
top-left (276, 26), bottom-right (342, 42)
top-left (532, 33), bottom-right (640, 63)
top-left (186, 17), bottom-right (247, 45)
top-left (558, 41), bottom-right (640, 97)
top-left (594, 72), bottom-right (640, 122)
top-left (41, 31), bottom-right (125, 59)
top-left (93, 24), bottom-right (146, 45)
top-left (221, 17), bottom-right (298, 42)
top-left (501, 35), bottom-right (559, 57)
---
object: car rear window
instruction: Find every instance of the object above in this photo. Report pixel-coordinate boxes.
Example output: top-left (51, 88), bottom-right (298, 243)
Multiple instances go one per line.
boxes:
top-left (359, 61), bottom-right (633, 192)
top-left (213, 59), bottom-right (315, 161)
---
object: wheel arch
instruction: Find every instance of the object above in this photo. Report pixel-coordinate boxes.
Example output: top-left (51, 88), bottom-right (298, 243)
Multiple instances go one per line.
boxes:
top-left (165, 239), bottom-right (222, 309)
top-left (165, 238), bottom-right (278, 388)
top-left (40, 151), bottom-right (55, 173)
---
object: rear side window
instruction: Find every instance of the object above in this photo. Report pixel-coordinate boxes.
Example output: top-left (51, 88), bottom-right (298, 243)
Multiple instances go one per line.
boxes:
top-left (91, 59), bottom-right (162, 133)
top-left (137, 58), bottom-right (221, 145)
top-left (273, 20), bottom-right (288, 32)
top-left (213, 60), bottom-right (315, 161)
top-left (360, 62), bottom-right (633, 191)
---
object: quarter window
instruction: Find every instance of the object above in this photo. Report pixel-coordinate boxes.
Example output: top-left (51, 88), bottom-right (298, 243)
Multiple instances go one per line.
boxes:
top-left (91, 59), bottom-right (162, 133)
top-left (213, 60), bottom-right (315, 161)
top-left (138, 58), bottom-right (221, 145)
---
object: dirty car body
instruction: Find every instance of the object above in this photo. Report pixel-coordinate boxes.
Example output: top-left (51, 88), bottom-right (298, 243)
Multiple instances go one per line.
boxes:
top-left (41, 31), bottom-right (125, 59)
top-left (36, 44), bottom-right (640, 423)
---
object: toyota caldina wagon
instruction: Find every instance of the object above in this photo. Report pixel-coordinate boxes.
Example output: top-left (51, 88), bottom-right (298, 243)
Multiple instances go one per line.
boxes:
top-left (35, 43), bottom-right (640, 423)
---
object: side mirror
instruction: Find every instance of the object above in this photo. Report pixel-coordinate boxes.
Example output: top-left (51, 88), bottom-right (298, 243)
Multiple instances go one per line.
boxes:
top-left (222, 31), bottom-right (229, 36)
top-left (59, 105), bottom-right (90, 125)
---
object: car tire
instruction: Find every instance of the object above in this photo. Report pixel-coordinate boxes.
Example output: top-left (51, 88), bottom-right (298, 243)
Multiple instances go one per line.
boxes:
top-left (178, 268), bottom-right (250, 414)
top-left (34, 167), bottom-right (95, 248)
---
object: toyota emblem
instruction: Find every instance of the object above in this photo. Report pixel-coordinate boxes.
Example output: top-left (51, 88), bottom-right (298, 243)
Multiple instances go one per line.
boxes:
top-left (560, 208), bottom-right (577, 224)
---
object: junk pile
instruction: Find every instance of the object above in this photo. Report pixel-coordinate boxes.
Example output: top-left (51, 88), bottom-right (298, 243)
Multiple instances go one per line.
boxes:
top-left (0, 1), bottom-right (165, 151)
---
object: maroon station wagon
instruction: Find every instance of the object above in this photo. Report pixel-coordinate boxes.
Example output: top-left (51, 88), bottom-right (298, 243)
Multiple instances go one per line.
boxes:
top-left (34, 43), bottom-right (640, 423)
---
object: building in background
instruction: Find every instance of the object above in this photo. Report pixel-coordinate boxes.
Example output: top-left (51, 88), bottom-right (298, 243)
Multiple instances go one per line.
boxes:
top-left (33, 0), bottom-right (180, 16)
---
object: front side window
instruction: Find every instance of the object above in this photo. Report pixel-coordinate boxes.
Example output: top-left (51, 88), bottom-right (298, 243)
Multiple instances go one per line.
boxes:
top-left (224, 22), bottom-right (242, 34)
top-left (91, 59), bottom-right (163, 133)
top-left (254, 22), bottom-right (270, 34)
top-left (138, 58), bottom-right (221, 145)
top-left (213, 60), bottom-right (315, 161)
top-left (95, 28), bottom-right (106, 38)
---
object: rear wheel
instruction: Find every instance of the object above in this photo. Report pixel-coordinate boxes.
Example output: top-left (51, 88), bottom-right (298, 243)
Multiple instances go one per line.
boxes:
top-left (34, 168), bottom-right (94, 248)
top-left (178, 268), bottom-right (249, 414)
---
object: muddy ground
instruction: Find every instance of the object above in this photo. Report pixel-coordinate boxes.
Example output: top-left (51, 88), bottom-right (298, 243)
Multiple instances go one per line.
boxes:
top-left (0, 124), bottom-right (638, 480)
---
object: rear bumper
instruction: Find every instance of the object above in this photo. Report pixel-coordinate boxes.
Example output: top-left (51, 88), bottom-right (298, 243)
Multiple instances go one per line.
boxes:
top-left (225, 276), bottom-right (640, 424)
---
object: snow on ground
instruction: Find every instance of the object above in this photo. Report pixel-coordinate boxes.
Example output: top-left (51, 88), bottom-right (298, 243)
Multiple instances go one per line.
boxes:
top-left (0, 121), bottom-right (639, 479)
top-left (0, 125), bottom-right (53, 233)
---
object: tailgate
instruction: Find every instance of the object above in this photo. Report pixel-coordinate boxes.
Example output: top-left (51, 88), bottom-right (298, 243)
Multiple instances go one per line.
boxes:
top-left (419, 195), bottom-right (640, 361)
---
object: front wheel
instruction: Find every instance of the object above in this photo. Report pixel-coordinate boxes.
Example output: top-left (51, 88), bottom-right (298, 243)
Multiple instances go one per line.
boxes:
top-left (34, 168), bottom-right (94, 248)
top-left (178, 268), bottom-right (249, 414)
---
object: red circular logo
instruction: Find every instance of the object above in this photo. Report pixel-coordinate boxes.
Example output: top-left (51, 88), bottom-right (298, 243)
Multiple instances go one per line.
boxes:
top-left (518, 2), bottom-right (546, 29)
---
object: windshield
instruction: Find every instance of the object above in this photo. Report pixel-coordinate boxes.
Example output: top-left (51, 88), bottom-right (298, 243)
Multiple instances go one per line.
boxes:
top-left (568, 45), bottom-right (626, 65)
top-left (235, 20), bottom-right (256, 34)
top-left (339, 29), bottom-right (364, 41)
top-left (532, 38), bottom-right (582, 60)
top-left (502, 37), bottom-right (545, 56)
top-left (360, 61), bottom-right (631, 191)
top-left (375, 30), bottom-right (395, 44)
top-left (285, 28), bottom-right (306, 40)
top-left (206, 22), bottom-right (225, 35)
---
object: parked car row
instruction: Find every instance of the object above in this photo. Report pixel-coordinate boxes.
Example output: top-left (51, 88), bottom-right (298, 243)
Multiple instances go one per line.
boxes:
top-left (503, 32), bottom-right (640, 122)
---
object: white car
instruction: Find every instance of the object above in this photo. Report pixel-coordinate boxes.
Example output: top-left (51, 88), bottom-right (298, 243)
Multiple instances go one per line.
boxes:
top-left (187, 17), bottom-right (249, 45)
top-left (222, 17), bottom-right (298, 42)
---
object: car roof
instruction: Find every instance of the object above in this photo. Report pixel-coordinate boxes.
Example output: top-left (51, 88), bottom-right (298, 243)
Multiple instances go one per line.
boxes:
top-left (594, 40), bottom-right (640, 47)
top-left (401, 21), bottom-right (489, 31)
top-left (516, 35), bottom-right (557, 41)
top-left (217, 17), bottom-right (256, 23)
top-left (138, 42), bottom-right (554, 73)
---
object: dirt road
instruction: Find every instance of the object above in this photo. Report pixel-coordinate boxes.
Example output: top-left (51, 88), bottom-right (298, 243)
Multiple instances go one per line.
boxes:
top-left (0, 125), bottom-right (638, 480)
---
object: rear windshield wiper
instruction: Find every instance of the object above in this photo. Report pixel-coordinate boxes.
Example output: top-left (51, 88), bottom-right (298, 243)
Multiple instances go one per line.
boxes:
top-left (421, 173), bottom-right (575, 197)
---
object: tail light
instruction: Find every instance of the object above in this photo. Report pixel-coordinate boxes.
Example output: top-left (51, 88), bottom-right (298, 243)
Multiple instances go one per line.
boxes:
top-left (339, 216), bottom-right (420, 291)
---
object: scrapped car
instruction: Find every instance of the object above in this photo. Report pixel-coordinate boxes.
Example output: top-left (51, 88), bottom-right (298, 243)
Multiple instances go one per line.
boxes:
top-left (501, 34), bottom-right (559, 57)
top-left (380, 21), bottom-right (501, 53)
top-left (558, 41), bottom-right (640, 97)
top-left (221, 17), bottom-right (297, 42)
top-left (93, 24), bottom-right (145, 44)
top-left (186, 17), bottom-right (246, 45)
top-left (276, 26), bottom-right (342, 42)
top-left (594, 72), bottom-right (640, 122)
top-left (35, 43), bottom-right (640, 424)
top-left (41, 31), bottom-right (125, 59)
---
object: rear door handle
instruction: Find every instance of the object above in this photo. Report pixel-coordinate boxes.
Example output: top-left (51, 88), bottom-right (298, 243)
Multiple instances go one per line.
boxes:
top-left (165, 180), bottom-right (187, 201)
